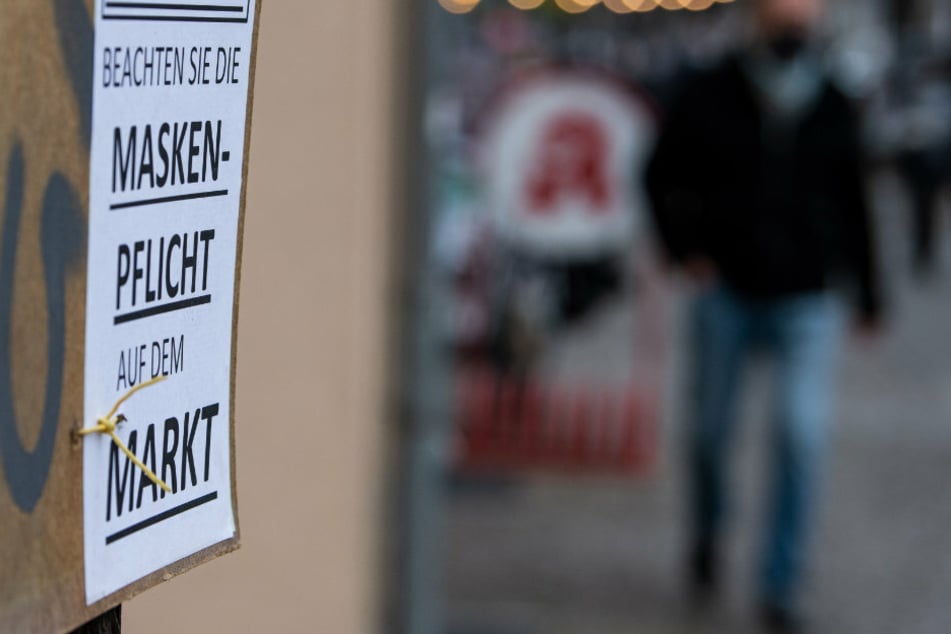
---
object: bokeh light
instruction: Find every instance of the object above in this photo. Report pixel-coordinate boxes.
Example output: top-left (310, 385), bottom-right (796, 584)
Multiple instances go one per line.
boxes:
top-left (437, 0), bottom-right (730, 13)
top-left (602, 0), bottom-right (633, 14)
top-left (438, 0), bottom-right (481, 14)
top-left (508, 0), bottom-right (546, 9)
top-left (554, 0), bottom-right (598, 13)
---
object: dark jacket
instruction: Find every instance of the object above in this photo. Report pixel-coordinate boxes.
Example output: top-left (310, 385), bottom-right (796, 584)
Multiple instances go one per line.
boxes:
top-left (645, 55), bottom-right (882, 319)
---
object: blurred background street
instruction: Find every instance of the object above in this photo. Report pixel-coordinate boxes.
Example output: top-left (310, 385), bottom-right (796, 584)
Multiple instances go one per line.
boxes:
top-left (442, 171), bottom-right (951, 634)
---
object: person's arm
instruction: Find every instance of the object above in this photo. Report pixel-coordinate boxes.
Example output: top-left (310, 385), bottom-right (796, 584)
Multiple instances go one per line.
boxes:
top-left (644, 84), bottom-right (705, 267)
top-left (841, 102), bottom-right (884, 325)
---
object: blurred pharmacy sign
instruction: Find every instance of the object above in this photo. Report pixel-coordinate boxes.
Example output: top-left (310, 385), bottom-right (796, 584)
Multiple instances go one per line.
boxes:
top-left (481, 71), bottom-right (655, 258)
top-left (443, 69), bottom-right (665, 474)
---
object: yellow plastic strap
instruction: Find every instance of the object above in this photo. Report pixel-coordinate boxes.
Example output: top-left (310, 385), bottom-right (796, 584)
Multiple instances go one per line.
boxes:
top-left (78, 375), bottom-right (172, 493)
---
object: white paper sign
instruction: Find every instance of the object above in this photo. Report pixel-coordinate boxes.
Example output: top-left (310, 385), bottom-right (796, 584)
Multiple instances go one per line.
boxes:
top-left (83, 0), bottom-right (255, 604)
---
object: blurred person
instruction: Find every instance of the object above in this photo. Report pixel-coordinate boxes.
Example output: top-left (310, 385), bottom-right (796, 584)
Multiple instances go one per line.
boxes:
top-left (897, 132), bottom-right (949, 276)
top-left (886, 15), bottom-right (951, 277)
top-left (645, 0), bottom-right (883, 631)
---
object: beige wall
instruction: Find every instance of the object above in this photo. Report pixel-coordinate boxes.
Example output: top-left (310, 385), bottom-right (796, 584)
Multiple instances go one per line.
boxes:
top-left (126, 2), bottom-right (400, 632)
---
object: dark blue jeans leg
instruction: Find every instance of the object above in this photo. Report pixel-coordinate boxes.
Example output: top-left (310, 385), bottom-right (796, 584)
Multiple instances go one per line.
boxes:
top-left (689, 287), bottom-right (749, 547)
top-left (760, 294), bottom-right (843, 609)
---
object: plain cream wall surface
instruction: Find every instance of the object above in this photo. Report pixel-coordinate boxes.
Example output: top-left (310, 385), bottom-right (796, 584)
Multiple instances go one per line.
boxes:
top-left (125, 1), bottom-right (397, 631)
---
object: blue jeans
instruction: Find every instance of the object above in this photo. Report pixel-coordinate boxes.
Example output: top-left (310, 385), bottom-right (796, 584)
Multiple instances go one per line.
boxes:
top-left (689, 285), bottom-right (843, 608)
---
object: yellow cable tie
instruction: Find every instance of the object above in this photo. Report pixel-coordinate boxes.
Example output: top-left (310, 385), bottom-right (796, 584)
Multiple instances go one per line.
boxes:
top-left (79, 375), bottom-right (172, 493)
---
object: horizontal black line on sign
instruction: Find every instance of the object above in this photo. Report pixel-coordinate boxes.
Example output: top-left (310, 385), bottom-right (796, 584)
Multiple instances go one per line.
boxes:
top-left (102, 14), bottom-right (249, 23)
top-left (105, 2), bottom-right (244, 11)
top-left (110, 189), bottom-right (228, 210)
top-left (106, 491), bottom-right (219, 545)
top-left (114, 294), bottom-right (212, 325)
